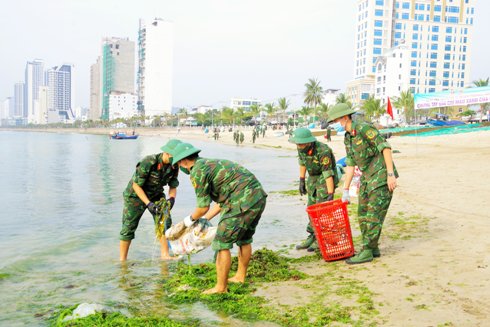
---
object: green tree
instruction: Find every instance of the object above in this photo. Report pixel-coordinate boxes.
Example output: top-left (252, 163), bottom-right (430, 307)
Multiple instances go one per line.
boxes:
top-left (361, 95), bottom-right (384, 121)
top-left (473, 78), bottom-right (489, 123)
top-left (249, 103), bottom-right (262, 120)
top-left (304, 78), bottom-right (324, 110)
top-left (264, 103), bottom-right (276, 122)
top-left (277, 97), bottom-right (289, 123)
top-left (392, 90), bottom-right (414, 123)
top-left (335, 93), bottom-right (353, 108)
top-left (298, 106), bottom-right (313, 124)
top-left (220, 106), bottom-right (234, 125)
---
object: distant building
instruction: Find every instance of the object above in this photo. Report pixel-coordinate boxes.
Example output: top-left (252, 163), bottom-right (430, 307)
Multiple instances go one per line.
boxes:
top-left (1, 97), bottom-right (12, 125)
top-left (36, 86), bottom-right (49, 124)
top-left (346, 77), bottom-right (375, 108)
top-left (24, 59), bottom-right (44, 123)
top-left (13, 82), bottom-right (24, 118)
top-left (89, 57), bottom-right (101, 121)
top-left (230, 98), bottom-right (261, 111)
top-left (322, 89), bottom-right (341, 106)
top-left (348, 0), bottom-right (476, 106)
top-left (108, 93), bottom-right (138, 120)
top-left (374, 45), bottom-right (410, 114)
top-left (138, 18), bottom-right (174, 117)
top-left (45, 64), bottom-right (74, 123)
top-left (190, 105), bottom-right (213, 114)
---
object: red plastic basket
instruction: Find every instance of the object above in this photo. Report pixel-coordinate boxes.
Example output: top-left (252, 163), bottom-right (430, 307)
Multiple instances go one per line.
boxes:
top-left (306, 199), bottom-right (354, 261)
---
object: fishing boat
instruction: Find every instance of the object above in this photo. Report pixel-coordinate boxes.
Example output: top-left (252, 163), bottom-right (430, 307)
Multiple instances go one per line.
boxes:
top-left (110, 132), bottom-right (139, 140)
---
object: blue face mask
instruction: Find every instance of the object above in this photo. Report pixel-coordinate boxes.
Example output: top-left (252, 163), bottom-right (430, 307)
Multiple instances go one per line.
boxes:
top-left (179, 166), bottom-right (190, 175)
top-left (168, 157), bottom-right (173, 165)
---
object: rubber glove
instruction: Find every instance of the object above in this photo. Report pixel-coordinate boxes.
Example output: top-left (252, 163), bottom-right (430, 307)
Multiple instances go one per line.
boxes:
top-left (299, 177), bottom-right (307, 195)
top-left (326, 193), bottom-right (334, 201)
top-left (167, 197), bottom-right (175, 210)
top-left (147, 202), bottom-right (158, 216)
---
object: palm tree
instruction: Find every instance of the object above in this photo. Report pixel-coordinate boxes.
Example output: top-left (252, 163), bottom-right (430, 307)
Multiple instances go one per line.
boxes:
top-left (473, 78), bottom-right (489, 123)
top-left (298, 106), bottom-right (313, 124)
top-left (392, 90), bottom-right (414, 123)
top-left (335, 93), bottom-right (353, 108)
top-left (362, 95), bottom-right (384, 121)
top-left (264, 103), bottom-right (276, 122)
top-left (304, 78), bottom-right (324, 110)
top-left (249, 103), bottom-right (262, 120)
top-left (220, 106), bottom-right (234, 125)
top-left (277, 97), bottom-right (289, 123)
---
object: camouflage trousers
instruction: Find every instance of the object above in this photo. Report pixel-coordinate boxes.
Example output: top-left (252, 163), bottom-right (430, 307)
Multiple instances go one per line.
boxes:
top-left (357, 183), bottom-right (393, 250)
top-left (119, 196), bottom-right (171, 241)
top-left (305, 175), bottom-right (331, 235)
top-left (212, 197), bottom-right (267, 251)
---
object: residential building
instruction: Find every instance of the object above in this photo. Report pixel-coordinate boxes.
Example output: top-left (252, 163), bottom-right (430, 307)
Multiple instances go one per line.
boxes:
top-left (99, 37), bottom-right (135, 120)
top-left (322, 89), bottom-right (341, 106)
top-left (346, 77), bottom-right (375, 107)
top-left (230, 98), bottom-right (261, 111)
top-left (45, 64), bottom-right (74, 123)
top-left (36, 86), bottom-right (49, 124)
top-left (374, 45), bottom-right (410, 106)
top-left (349, 0), bottom-right (475, 107)
top-left (89, 57), bottom-right (101, 121)
top-left (24, 59), bottom-right (44, 123)
top-left (108, 92), bottom-right (138, 120)
top-left (138, 18), bottom-right (174, 117)
top-left (13, 82), bottom-right (24, 118)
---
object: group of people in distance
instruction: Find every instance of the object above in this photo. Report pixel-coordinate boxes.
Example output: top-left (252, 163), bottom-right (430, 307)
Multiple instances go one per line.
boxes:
top-left (118, 103), bottom-right (398, 294)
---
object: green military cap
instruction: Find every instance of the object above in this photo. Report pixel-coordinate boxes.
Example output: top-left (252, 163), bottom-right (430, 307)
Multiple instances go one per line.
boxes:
top-left (160, 139), bottom-right (182, 155)
top-left (171, 142), bottom-right (201, 163)
top-left (288, 127), bottom-right (316, 144)
top-left (327, 103), bottom-right (356, 122)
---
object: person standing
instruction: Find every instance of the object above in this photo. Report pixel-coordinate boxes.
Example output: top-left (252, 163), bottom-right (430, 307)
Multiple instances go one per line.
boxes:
top-left (327, 103), bottom-right (398, 264)
top-left (171, 142), bottom-right (267, 294)
top-left (252, 129), bottom-right (257, 143)
top-left (119, 139), bottom-right (182, 261)
top-left (289, 128), bottom-right (339, 252)
top-left (326, 126), bottom-right (332, 142)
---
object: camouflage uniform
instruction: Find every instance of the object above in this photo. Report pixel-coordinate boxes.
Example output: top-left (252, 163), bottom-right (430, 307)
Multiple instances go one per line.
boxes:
top-left (298, 141), bottom-right (339, 235)
top-left (189, 158), bottom-right (267, 251)
top-left (344, 121), bottom-right (399, 250)
top-left (119, 153), bottom-right (179, 241)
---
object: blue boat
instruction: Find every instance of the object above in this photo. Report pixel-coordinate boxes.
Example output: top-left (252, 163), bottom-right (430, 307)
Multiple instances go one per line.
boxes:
top-left (427, 119), bottom-right (465, 127)
top-left (111, 132), bottom-right (139, 140)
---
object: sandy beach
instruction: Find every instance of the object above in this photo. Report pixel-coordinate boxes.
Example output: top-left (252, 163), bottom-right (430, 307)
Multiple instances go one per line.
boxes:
top-left (6, 125), bottom-right (490, 325)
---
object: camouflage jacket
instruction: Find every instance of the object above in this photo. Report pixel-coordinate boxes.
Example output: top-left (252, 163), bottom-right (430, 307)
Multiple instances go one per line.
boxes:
top-left (344, 121), bottom-right (398, 192)
top-left (123, 153), bottom-right (179, 201)
top-left (297, 141), bottom-right (339, 187)
top-left (190, 158), bottom-right (267, 216)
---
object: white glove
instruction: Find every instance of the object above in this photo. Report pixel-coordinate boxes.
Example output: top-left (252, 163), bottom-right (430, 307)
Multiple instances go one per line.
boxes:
top-left (183, 215), bottom-right (196, 227)
top-left (342, 189), bottom-right (350, 204)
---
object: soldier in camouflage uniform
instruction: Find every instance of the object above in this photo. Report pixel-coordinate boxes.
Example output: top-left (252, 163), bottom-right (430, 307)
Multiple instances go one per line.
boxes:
top-left (289, 128), bottom-right (339, 252)
top-left (171, 142), bottom-right (267, 294)
top-left (327, 103), bottom-right (398, 264)
top-left (119, 139), bottom-right (182, 261)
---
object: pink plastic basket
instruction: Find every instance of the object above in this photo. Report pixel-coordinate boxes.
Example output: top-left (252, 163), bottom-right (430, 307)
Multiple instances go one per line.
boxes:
top-left (306, 199), bottom-right (354, 261)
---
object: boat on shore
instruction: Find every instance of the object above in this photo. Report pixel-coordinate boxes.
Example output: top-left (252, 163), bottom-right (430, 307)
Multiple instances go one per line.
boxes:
top-left (110, 132), bottom-right (139, 140)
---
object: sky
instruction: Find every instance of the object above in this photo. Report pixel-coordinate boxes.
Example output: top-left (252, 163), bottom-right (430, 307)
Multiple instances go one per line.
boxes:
top-left (1, 0), bottom-right (489, 110)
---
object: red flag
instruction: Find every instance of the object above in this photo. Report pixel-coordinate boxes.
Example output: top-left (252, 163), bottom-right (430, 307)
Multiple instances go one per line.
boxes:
top-left (386, 97), bottom-right (394, 120)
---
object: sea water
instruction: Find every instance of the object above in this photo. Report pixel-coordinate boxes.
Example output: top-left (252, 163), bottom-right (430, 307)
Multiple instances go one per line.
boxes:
top-left (0, 130), bottom-right (306, 326)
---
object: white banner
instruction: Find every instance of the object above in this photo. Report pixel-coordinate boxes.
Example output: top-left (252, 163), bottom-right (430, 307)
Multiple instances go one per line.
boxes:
top-left (414, 86), bottom-right (490, 110)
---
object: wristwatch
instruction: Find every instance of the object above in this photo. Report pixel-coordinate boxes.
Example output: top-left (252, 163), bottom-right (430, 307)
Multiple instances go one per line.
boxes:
top-left (387, 172), bottom-right (394, 177)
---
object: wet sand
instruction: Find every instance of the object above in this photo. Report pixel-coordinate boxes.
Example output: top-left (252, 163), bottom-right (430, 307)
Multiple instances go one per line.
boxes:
top-left (6, 126), bottom-right (490, 325)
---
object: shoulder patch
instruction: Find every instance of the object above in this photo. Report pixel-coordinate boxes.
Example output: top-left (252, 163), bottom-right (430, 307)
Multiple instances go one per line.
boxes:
top-left (191, 177), bottom-right (197, 189)
top-left (321, 157), bottom-right (330, 166)
top-left (366, 129), bottom-right (376, 139)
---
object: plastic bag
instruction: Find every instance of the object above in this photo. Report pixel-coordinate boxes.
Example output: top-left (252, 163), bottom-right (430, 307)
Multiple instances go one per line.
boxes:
top-left (349, 166), bottom-right (362, 197)
top-left (165, 220), bottom-right (217, 255)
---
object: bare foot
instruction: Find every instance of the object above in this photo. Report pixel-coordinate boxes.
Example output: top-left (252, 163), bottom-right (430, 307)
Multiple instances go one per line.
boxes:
top-left (202, 286), bottom-right (228, 294)
top-left (228, 276), bottom-right (245, 284)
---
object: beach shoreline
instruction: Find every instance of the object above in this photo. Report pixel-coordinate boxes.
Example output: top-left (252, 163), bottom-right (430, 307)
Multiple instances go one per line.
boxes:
top-left (3, 126), bottom-right (490, 325)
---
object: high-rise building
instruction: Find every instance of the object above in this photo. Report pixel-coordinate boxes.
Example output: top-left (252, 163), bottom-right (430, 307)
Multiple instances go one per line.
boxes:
top-left (91, 37), bottom-right (135, 121)
top-left (24, 59), bottom-right (44, 123)
top-left (138, 18), bottom-right (174, 117)
top-left (348, 0), bottom-right (475, 107)
top-left (46, 64), bottom-right (74, 122)
top-left (89, 57), bottom-right (101, 121)
top-left (1, 97), bottom-right (12, 125)
top-left (13, 82), bottom-right (24, 118)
